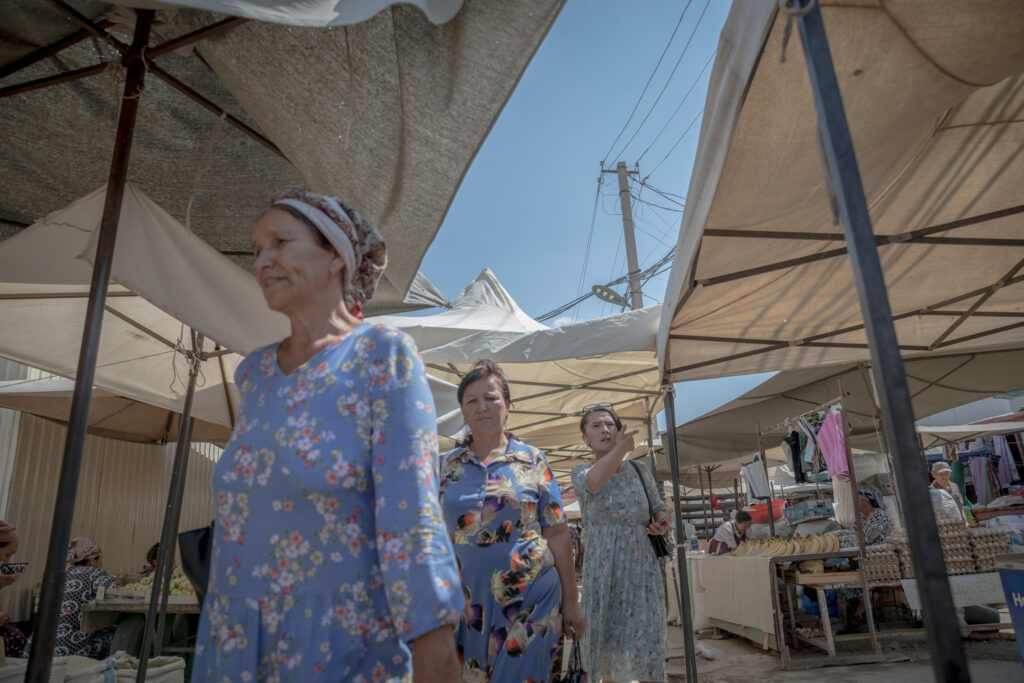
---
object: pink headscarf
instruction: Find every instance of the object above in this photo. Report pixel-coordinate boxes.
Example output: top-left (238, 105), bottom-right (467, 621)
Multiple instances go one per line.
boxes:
top-left (66, 537), bottom-right (102, 566)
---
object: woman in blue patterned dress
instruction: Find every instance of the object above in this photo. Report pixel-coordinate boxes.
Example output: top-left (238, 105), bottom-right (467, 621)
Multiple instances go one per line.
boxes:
top-left (571, 405), bottom-right (669, 683)
top-left (193, 190), bottom-right (462, 682)
top-left (440, 361), bottom-right (584, 682)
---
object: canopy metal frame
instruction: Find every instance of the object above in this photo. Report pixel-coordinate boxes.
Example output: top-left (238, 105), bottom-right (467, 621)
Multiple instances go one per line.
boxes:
top-left (12, 6), bottom-right (248, 681)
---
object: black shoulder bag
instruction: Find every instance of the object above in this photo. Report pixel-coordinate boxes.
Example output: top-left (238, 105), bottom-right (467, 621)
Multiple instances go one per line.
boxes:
top-left (629, 461), bottom-right (671, 559)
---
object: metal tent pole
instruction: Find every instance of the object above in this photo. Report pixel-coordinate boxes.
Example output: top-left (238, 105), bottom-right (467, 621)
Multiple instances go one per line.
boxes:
top-left (791, 1), bottom-right (968, 679)
top-left (137, 331), bottom-right (204, 682)
top-left (25, 11), bottom-right (155, 682)
top-left (662, 386), bottom-right (698, 682)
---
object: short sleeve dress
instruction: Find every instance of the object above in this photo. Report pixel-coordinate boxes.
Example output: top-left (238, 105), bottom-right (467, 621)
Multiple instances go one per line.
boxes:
top-left (440, 436), bottom-right (566, 683)
top-left (193, 324), bottom-right (462, 682)
top-left (570, 460), bottom-right (666, 682)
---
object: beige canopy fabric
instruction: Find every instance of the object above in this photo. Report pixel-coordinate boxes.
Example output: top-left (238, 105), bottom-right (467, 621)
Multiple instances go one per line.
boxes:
top-left (0, 0), bottom-right (563, 306)
top-left (672, 348), bottom-right (1024, 467)
top-left (658, 0), bottom-right (1024, 384)
top-left (117, 0), bottom-right (465, 27)
top-left (917, 411), bottom-right (1024, 448)
top-left (0, 185), bottom-right (459, 437)
top-left (0, 376), bottom-right (232, 443)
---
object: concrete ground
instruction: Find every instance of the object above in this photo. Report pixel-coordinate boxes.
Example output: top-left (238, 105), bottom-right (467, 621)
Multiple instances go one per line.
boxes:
top-left (664, 626), bottom-right (1022, 682)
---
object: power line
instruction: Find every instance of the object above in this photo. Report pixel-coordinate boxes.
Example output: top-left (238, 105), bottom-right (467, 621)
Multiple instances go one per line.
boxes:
top-left (572, 174), bottom-right (604, 323)
top-left (636, 50), bottom-right (715, 163)
top-left (636, 178), bottom-right (686, 208)
top-left (648, 106), bottom-right (704, 175)
top-left (599, 1), bottom-right (695, 165)
top-left (609, 0), bottom-right (713, 163)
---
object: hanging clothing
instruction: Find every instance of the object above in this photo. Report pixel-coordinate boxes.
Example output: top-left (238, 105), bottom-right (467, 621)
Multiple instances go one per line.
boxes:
top-left (994, 436), bottom-right (1017, 488)
top-left (707, 520), bottom-right (746, 556)
top-left (741, 461), bottom-right (770, 499)
top-left (817, 409), bottom-right (848, 478)
top-left (968, 456), bottom-right (996, 505)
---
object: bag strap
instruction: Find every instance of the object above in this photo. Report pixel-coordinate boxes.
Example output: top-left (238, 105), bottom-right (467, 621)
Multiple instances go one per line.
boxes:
top-left (629, 460), bottom-right (656, 518)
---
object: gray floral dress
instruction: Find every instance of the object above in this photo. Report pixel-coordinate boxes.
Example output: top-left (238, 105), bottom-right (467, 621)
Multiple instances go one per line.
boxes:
top-left (571, 460), bottom-right (666, 682)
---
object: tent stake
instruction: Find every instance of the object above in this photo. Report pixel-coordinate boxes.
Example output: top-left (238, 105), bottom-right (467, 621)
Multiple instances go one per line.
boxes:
top-left (137, 331), bottom-right (204, 682)
top-left (662, 386), bottom-right (698, 682)
top-left (791, 1), bottom-right (968, 679)
top-left (25, 11), bottom-right (155, 683)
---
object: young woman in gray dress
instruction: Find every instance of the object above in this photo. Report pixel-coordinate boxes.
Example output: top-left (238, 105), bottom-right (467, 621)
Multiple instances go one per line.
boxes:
top-left (570, 404), bottom-right (670, 683)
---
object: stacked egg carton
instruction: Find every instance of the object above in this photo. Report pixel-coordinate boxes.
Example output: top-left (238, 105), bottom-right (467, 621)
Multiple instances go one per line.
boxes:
top-left (834, 529), bottom-right (859, 550)
top-left (938, 522), bottom-right (975, 575)
top-left (887, 531), bottom-right (914, 578)
top-left (861, 542), bottom-right (902, 582)
top-left (969, 526), bottom-right (1011, 573)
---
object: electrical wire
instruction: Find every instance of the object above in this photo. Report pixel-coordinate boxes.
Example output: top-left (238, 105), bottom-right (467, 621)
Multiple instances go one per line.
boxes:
top-left (572, 174), bottom-right (604, 322)
top-left (648, 107), bottom-right (704, 176)
top-left (636, 178), bottom-right (686, 208)
top-left (636, 50), bottom-right (715, 164)
top-left (609, 0), bottom-right (713, 163)
top-left (600, 0), bottom-right (695, 166)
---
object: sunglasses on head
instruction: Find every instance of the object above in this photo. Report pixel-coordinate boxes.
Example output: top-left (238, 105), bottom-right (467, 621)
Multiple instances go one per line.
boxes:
top-left (582, 403), bottom-right (613, 413)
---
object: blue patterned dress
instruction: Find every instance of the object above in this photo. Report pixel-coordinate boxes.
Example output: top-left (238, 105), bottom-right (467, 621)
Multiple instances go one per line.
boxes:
top-left (194, 324), bottom-right (462, 682)
top-left (440, 436), bottom-right (567, 683)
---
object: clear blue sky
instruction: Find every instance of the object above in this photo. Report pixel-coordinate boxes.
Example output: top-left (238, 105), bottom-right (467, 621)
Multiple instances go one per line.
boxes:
top-left (419, 0), bottom-right (772, 425)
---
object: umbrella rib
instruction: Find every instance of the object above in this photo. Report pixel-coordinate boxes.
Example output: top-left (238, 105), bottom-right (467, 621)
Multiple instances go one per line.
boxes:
top-left (148, 63), bottom-right (285, 158)
top-left (216, 345), bottom-right (236, 429)
top-left (47, 0), bottom-right (129, 54)
top-left (936, 320), bottom-right (1024, 350)
top-left (148, 18), bottom-right (248, 58)
top-left (0, 21), bottom-right (113, 80)
top-left (103, 305), bottom-right (179, 350)
top-left (908, 355), bottom-right (975, 400)
top-left (0, 62), bottom-right (109, 99)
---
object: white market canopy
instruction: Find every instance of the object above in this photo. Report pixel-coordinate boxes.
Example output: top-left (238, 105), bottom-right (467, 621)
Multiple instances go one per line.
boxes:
top-left (917, 411), bottom-right (1024, 448)
top-left (0, 186), bottom-right (459, 438)
top-left (0, 0), bottom-right (564, 310)
top-left (658, 0), bottom-right (1024, 384)
top-left (672, 348), bottom-right (1024, 467)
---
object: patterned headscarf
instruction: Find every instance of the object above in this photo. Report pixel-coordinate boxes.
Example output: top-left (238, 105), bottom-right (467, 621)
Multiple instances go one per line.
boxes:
top-left (0, 521), bottom-right (16, 545)
top-left (858, 484), bottom-right (886, 511)
top-left (270, 189), bottom-right (386, 316)
top-left (66, 537), bottom-right (102, 566)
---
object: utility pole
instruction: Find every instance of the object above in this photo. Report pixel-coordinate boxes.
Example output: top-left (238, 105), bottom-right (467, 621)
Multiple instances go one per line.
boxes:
top-left (602, 161), bottom-right (643, 310)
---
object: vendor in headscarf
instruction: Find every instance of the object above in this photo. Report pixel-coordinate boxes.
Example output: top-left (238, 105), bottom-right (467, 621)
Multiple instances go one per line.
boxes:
top-left (0, 521), bottom-right (27, 658)
top-left (708, 510), bottom-right (753, 555)
top-left (24, 537), bottom-right (119, 659)
top-left (856, 485), bottom-right (893, 546)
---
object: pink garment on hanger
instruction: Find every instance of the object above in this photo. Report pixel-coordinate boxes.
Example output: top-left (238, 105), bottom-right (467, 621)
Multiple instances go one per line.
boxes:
top-left (818, 409), bottom-right (848, 478)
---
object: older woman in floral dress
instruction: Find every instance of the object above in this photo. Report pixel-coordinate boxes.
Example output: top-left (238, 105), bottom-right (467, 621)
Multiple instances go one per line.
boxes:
top-left (193, 190), bottom-right (462, 682)
top-left (440, 360), bottom-right (583, 682)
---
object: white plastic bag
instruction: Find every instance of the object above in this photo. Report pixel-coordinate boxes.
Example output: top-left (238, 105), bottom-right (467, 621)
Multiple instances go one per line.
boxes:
top-left (0, 656), bottom-right (67, 682)
top-left (109, 652), bottom-right (184, 683)
top-left (64, 656), bottom-right (113, 683)
top-left (929, 488), bottom-right (961, 522)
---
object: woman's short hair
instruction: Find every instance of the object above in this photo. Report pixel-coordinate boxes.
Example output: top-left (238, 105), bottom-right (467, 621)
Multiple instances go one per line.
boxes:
top-left (579, 404), bottom-right (623, 434)
top-left (457, 360), bottom-right (511, 407)
top-left (734, 510), bottom-right (753, 524)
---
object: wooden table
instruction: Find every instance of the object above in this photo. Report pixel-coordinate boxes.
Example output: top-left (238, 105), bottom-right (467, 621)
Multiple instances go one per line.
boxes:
top-left (81, 593), bottom-right (200, 657)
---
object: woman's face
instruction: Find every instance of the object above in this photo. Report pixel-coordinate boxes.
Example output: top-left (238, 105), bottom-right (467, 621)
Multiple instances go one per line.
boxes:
top-left (460, 374), bottom-right (509, 438)
top-left (0, 536), bottom-right (18, 565)
top-left (933, 470), bottom-right (951, 488)
top-left (858, 496), bottom-right (875, 517)
top-left (582, 410), bottom-right (618, 454)
top-left (735, 520), bottom-right (752, 534)
top-left (253, 208), bottom-right (343, 314)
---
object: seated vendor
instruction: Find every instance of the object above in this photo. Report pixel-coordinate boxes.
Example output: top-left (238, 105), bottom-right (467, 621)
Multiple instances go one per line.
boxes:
top-left (707, 510), bottom-right (753, 555)
top-left (930, 461), bottom-right (966, 521)
top-left (141, 542), bottom-right (160, 576)
top-left (857, 485), bottom-right (893, 545)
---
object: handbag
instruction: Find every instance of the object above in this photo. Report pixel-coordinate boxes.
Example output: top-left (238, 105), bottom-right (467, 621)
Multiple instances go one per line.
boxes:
top-left (557, 638), bottom-right (587, 683)
top-left (178, 522), bottom-right (213, 605)
top-left (629, 461), bottom-right (672, 559)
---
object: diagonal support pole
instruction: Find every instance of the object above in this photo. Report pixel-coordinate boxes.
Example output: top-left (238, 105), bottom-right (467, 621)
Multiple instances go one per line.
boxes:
top-left (25, 10), bottom-right (155, 683)
top-left (792, 1), bottom-right (969, 679)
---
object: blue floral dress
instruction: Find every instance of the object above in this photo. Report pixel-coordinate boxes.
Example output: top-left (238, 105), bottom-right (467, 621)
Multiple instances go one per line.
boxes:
top-left (194, 324), bottom-right (462, 682)
top-left (440, 436), bottom-right (567, 683)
